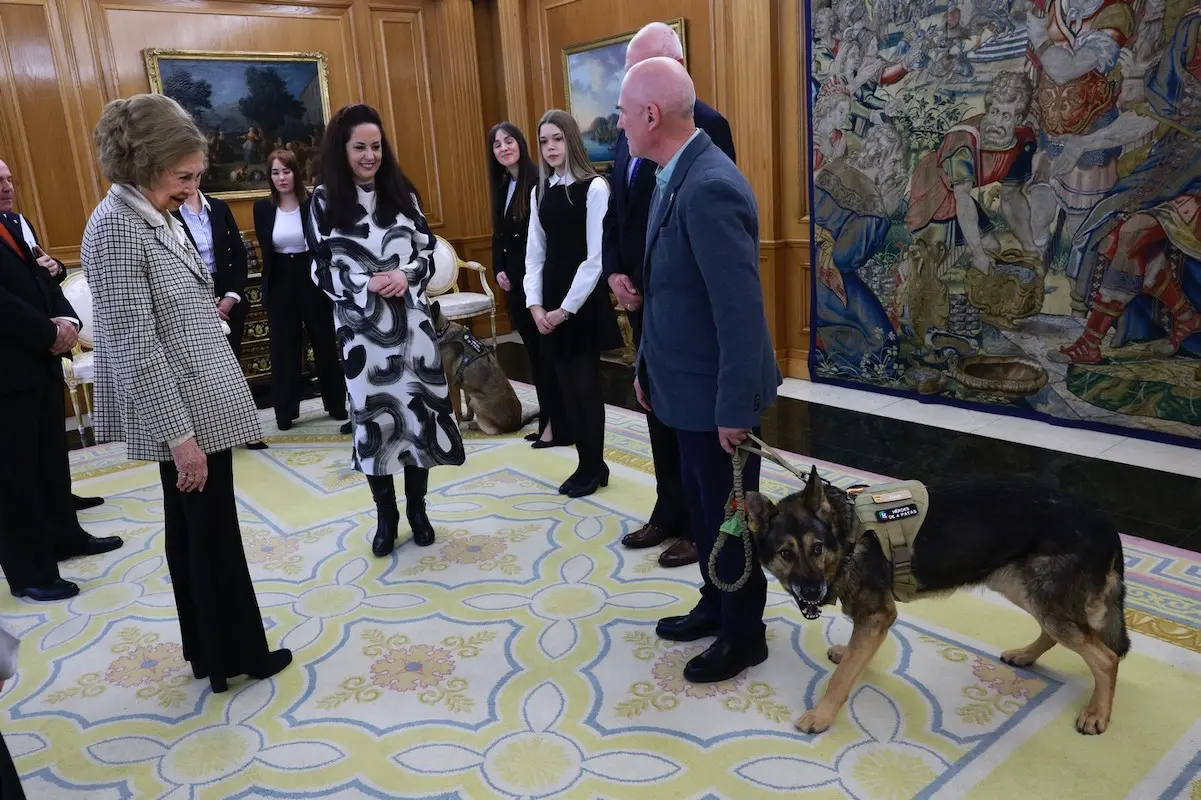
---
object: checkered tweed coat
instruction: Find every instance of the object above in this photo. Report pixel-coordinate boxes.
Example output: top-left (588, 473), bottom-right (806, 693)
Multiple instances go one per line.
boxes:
top-left (80, 186), bottom-right (263, 462)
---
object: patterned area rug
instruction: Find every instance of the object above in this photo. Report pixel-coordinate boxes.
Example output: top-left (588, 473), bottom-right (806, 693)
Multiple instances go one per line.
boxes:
top-left (2, 385), bottom-right (1199, 799)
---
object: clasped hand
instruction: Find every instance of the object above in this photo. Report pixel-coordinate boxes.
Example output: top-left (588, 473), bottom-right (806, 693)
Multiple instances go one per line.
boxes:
top-left (368, 271), bottom-right (409, 297)
top-left (49, 319), bottom-right (78, 355)
top-left (532, 305), bottom-right (567, 335)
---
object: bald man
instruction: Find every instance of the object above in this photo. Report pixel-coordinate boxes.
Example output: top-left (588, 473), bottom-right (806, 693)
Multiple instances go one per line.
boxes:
top-left (603, 21), bottom-right (735, 569)
top-left (620, 59), bottom-right (780, 684)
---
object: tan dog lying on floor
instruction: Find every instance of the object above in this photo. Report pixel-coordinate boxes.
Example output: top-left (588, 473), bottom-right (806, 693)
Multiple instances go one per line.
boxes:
top-left (432, 301), bottom-right (535, 435)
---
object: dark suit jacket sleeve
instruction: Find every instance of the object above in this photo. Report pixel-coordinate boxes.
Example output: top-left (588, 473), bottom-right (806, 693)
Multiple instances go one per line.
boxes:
top-left (0, 285), bottom-right (58, 353)
top-left (217, 200), bottom-right (248, 299)
top-left (684, 176), bottom-right (765, 429)
top-left (699, 114), bottom-right (736, 164)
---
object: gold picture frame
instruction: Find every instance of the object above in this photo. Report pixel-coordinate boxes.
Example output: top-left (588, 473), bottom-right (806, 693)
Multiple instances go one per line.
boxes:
top-left (561, 19), bottom-right (687, 168)
top-left (143, 48), bottom-right (332, 201)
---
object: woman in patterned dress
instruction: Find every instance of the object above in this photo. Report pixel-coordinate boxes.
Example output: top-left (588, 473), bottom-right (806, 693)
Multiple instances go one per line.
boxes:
top-left (308, 104), bottom-right (465, 557)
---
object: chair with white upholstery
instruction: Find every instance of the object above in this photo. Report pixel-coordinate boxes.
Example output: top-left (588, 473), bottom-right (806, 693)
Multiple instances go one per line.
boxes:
top-left (60, 271), bottom-right (96, 436)
top-left (427, 234), bottom-right (496, 343)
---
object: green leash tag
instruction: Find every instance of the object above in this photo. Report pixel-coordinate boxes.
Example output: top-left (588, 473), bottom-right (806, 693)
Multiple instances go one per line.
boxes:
top-left (719, 511), bottom-right (744, 537)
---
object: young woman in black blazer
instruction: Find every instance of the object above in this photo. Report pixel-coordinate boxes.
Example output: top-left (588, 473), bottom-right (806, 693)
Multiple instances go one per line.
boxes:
top-left (253, 149), bottom-right (345, 430)
top-left (487, 122), bottom-right (568, 448)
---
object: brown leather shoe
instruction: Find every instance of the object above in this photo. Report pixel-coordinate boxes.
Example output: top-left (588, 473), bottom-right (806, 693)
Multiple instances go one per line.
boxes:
top-left (621, 524), bottom-right (669, 549)
top-left (658, 539), bottom-right (698, 568)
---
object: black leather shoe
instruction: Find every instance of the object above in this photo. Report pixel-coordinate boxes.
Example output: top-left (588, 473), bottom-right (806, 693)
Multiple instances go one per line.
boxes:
top-left (276, 419), bottom-right (293, 431)
top-left (524, 432), bottom-right (540, 442)
top-left (563, 464), bottom-right (609, 498)
top-left (57, 533), bottom-right (124, 561)
top-left (245, 441), bottom-right (269, 450)
top-left (340, 422), bottom-right (353, 435)
top-left (683, 637), bottom-right (769, 683)
top-left (655, 611), bottom-right (721, 642)
top-left (532, 437), bottom-right (573, 450)
top-left (11, 579), bottom-right (80, 601)
top-left (72, 494), bottom-right (104, 510)
top-left (408, 501), bottom-right (436, 547)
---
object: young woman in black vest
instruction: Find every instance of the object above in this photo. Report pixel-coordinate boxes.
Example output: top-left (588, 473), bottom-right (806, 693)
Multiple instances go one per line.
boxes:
top-left (253, 149), bottom-right (346, 430)
top-left (524, 110), bottom-right (623, 498)
top-left (487, 121), bottom-right (568, 448)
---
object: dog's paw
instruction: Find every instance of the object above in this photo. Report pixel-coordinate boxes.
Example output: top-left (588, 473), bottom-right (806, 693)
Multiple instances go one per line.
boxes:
top-left (827, 645), bottom-right (846, 664)
top-left (1075, 705), bottom-right (1109, 735)
top-left (794, 707), bottom-right (835, 735)
top-left (1000, 647), bottom-right (1039, 667)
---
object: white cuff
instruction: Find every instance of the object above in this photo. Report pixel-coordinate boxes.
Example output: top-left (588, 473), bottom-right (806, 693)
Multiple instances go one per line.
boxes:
top-left (168, 432), bottom-right (195, 449)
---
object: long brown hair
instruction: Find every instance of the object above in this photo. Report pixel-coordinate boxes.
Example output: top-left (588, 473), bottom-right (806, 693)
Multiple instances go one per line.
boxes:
top-left (317, 103), bottom-right (422, 232)
top-left (267, 149), bottom-right (309, 206)
top-left (534, 109), bottom-right (601, 206)
top-left (486, 121), bottom-right (537, 230)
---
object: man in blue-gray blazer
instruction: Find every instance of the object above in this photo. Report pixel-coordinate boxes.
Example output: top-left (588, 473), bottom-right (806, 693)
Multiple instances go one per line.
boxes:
top-left (619, 57), bottom-right (781, 684)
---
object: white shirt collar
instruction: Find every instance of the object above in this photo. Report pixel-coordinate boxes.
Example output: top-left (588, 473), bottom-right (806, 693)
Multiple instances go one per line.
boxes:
top-left (548, 171), bottom-right (577, 187)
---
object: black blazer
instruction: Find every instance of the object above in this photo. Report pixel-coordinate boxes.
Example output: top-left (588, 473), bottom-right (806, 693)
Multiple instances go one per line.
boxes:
top-left (172, 194), bottom-right (248, 300)
top-left (0, 215), bottom-right (77, 395)
top-left (491, 179), bottom-right (530, 303)
top-left (253, 197), bottom-right (312, 305)
top-left (601, 98), bottom-right (736, 292)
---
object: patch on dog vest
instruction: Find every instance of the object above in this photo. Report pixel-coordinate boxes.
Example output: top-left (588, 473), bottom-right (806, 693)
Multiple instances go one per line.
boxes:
top-left (852, 480), bottom-right (929, 603)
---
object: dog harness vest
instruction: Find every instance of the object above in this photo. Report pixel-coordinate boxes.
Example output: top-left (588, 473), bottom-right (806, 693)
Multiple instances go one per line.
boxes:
top-left (849, 481), bottom-right (929, 603)
top-left (438, 322), bottom-right (495, 383)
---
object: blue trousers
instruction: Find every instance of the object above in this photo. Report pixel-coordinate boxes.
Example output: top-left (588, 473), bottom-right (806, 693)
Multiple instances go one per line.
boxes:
top-left (675, 428), bottom-right (767, 644)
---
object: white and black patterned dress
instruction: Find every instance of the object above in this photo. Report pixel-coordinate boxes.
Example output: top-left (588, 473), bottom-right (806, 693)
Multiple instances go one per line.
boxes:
top-left (309, 183), bottom-right (465, 475)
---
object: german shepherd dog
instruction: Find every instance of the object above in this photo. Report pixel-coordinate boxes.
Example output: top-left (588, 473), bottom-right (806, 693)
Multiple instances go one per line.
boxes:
top-left (431, 301), bottom-right (535, 435)
top-left (745, 468), bottom-right (1129, 737)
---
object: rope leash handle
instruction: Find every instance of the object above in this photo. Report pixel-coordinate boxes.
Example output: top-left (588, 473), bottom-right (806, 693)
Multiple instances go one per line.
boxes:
top-left (708, 446), bottom-right (755, 592)
top-left (706, 433), bottom-right (834, 593)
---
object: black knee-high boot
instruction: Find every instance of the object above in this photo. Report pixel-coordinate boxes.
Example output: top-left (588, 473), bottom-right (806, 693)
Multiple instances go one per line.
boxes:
top-left (404, 466), bottom-right (436, 547)
top-left (366, 474), bottom-right (399, 557)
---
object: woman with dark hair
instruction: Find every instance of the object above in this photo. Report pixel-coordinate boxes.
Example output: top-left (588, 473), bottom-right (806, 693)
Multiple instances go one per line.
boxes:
top-left (487, 121), bottom-right (568, 448)
top-left (524, 109), bottom-right (622, 498)
top-left (253, 148), bottom-right (345, 430)
top-left (309, 104), bottom-right (465, 557)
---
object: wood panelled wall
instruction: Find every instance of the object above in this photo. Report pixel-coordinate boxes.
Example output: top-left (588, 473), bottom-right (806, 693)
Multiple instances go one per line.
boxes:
top-left (0, 0), bottom-right (812, 377)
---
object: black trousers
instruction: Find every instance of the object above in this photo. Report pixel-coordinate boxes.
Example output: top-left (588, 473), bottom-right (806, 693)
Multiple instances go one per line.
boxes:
top-left (510, 301), bottom-right (567, 437)
top-left (633, 314), bottom-right (690, 539)
top-left (0, 370), bottom-right (83, 591)
top-left (676, 427), bottom-right (767, 644)
top-left (267, 253), bottom-right (345, 424)
top-left (0, 730), bottom-right (25, 800)
top-left (159, 450), bottom-right (271, 679)
top-left (547, 352), bottom-right (606, 475)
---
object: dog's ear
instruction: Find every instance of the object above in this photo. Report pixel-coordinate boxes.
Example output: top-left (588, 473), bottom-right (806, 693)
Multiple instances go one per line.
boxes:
top-left (431, 300), bottom-right (441, 320)
top-left (744, 491), bottom-right (777, 540)
top-left (801, 464), bottom-right (832, 520)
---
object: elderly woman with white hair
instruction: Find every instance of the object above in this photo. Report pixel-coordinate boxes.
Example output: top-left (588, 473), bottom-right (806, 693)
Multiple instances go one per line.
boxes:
top-left (80, 93), bottom-right (290, 694)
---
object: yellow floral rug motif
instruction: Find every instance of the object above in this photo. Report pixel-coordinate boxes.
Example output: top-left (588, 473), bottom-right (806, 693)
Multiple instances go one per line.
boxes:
top-left (0, 391), bottom-right (1196, 799)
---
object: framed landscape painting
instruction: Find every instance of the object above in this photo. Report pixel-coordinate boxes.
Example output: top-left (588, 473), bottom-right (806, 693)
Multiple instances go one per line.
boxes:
top-left (562, 19), bottom-right (687, 167)
top-left (144, 49), bottom-right (331, 200)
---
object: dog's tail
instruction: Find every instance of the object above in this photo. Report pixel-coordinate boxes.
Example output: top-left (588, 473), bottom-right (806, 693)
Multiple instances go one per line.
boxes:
top-left (1100, 550), bottom-right (1131, 659)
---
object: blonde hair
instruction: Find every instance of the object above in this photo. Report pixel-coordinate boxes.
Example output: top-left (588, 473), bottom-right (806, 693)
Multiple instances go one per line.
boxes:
top-left (534, 109), bottom-right (602, 205)
top-left (93, 94), bottom-right (207, 187)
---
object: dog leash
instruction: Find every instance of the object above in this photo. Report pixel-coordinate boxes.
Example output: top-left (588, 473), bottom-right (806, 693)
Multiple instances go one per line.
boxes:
top-left (709, 433), bottom-right (831, 592)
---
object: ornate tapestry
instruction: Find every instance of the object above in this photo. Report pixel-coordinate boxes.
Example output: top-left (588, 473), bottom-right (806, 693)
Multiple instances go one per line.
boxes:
top-left (805, 0), bottom-right (1201, 445)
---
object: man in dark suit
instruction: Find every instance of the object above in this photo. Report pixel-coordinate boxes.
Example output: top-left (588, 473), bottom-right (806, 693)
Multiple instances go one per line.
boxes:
top-left (602, 21), bottom-right (737, 569)
top-left (174, 188), bottom-right (267, 449)
top-left (0, 158), bottom-right (123, 601)
top-left (618, 60), bottom-right (781, 683)
top-left (4, 168), bottom-right (108, 511)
